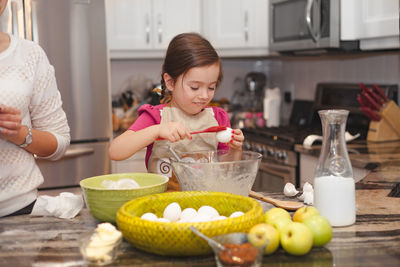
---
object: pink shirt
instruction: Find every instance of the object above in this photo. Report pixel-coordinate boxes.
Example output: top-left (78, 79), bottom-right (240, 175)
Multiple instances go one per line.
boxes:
top-left (128, 104), bottom-right (231, 169)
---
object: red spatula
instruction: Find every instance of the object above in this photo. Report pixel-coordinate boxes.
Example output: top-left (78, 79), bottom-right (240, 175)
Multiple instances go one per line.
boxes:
top-left (157, 126), bottom-right (227, 140)
top-left (190, 126), bottom-right (227, 134)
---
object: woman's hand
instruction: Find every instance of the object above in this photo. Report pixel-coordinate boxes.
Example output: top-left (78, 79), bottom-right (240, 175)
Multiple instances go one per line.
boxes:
top-left (228, 128), bottom-right (244, 150)
top-left (158, 121), bottom-right (192, 142)
top-left (0, 104), bottom-right (22, 142)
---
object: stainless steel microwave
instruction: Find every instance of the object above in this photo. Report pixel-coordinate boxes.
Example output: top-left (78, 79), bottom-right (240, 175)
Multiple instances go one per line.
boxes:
top-left (269, 0), bottom-right (358, 53)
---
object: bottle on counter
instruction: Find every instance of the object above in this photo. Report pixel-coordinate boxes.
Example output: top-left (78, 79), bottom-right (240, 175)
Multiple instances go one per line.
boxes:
top-left (313, 109), bottom-right (356, 227)
top-left (263, 87), bottom-right (281, 128)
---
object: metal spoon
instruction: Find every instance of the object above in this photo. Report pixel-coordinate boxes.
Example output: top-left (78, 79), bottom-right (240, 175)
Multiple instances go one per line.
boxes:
top-left (190, 226), bottom-right (244, 265)
top-left (189, 226), bottom-right (226, 251)
top-left (169, 146), bottom-right (182, 162)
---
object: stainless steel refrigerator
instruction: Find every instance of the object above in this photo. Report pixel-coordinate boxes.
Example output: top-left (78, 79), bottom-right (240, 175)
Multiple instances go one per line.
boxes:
top-left (3, 0), bottom-right (111, 188)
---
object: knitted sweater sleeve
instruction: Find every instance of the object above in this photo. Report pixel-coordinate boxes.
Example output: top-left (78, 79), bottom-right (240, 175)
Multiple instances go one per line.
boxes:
top-left (29, 45), bottom-right (70, 160)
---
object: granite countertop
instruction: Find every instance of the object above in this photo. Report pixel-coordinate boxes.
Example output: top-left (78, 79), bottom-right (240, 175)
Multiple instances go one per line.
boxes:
top-left (1, 144), bottom-right (400, 267)
top-left (1, 183), bottom-right (399, 266)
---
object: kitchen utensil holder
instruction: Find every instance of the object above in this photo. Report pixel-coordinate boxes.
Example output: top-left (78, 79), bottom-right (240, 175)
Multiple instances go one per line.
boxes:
top-left (367, 100), bottom-right (400, 142)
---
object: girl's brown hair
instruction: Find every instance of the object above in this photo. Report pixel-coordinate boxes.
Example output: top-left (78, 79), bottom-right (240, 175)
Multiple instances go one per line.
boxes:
top-left (159, 32), bottom-right (222, 103)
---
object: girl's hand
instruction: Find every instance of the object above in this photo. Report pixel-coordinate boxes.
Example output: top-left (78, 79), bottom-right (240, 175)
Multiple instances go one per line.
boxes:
top-left (228, 128), bottom-right (244, 150)
top-left (158, 121), bottom-right (192, 142)
top-left (0, 104), bottom-right (22, 141)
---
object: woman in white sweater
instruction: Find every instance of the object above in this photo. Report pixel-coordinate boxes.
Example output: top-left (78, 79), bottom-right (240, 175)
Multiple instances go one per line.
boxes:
top-left (0, 1), bottom-right (70, 217)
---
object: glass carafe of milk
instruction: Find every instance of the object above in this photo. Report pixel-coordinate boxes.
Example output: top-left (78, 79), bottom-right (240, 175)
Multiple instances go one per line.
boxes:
top-left (313, 110), bottom-right (356, 227)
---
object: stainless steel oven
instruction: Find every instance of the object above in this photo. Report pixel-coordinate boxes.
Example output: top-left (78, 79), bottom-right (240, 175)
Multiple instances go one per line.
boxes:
top-left (244, 83), bottom-right (398, 193)
top-left (253, 151), bottom-right (298, 193)
top-left (269, 0), bottom-right (358, 53)
top-left (244, 133), bottom-right (300, 193)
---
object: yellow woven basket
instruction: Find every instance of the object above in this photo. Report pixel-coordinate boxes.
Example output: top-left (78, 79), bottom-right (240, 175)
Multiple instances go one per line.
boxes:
top-left (116, 191), bottom-right (264, 256)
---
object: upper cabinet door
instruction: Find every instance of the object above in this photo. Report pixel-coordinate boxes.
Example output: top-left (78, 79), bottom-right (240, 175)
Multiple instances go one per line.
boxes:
top-left (152, 0), bottom-right (201, 49)
top-left (106, 0), bottom-right (269, 58)
top-left (202, 0), bottom-right (269, 56)
top-left (106, 0), bottom-right (201, 58)
top-left (341, 0), bottom-right (399, 50)
top-left (106, 0), bottom-right (152, 51)
top-left (358, 0), bottom-right (399, 39)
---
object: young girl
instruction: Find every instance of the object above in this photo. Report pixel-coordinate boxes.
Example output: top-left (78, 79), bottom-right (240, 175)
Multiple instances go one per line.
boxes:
top-left (109, 33), bottom-right (244, 190)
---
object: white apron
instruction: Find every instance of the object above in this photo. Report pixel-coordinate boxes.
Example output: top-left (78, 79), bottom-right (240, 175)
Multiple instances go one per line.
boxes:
top-left (148, 106), bottom-right (219, 190)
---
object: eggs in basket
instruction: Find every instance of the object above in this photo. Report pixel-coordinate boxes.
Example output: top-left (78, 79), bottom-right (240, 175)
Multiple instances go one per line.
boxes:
top-left (116, 191), bottom-right (265, 256)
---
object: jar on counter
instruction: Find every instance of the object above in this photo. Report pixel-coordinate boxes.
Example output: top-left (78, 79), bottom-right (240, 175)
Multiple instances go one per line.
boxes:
top-left (255, 112), bottom-right (265, 128)
top-left (244, 112), bottom-right (255, 128)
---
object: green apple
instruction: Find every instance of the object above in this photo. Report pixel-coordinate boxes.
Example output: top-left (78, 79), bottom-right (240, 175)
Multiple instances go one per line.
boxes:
top-left (265, 207), bottom-right (291, 224)
top-left (280, 222), bottom-right (313, 256)
top-left (292, 206), bottom-right (319, 223)
top-left (269, 216), bottom-right (292, 233)
top-left (303, 215), bottom-right (333, 247)
top-left (248, 223), bottom-right (280, 255)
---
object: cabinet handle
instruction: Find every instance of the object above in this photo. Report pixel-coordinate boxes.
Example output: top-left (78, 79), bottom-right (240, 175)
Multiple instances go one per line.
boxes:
top-left (62, 147), bottom-right (95, 159)
top-left (23, 0), bottom-right (38, 42)
top-left (157, 13), bottom-right (162, 44)
top-left (305, 0), bottom-right (320, 42)
top-left (31, 0), bottom-right (39, 43)
top-left (11, 1), bottom-right (19, 36)
top-left (145, 13), bottom-right (150, 44)
top-left (244, 10), bottom-right (249, 42)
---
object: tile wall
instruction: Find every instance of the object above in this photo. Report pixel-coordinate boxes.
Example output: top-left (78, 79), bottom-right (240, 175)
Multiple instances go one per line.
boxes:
top-left (110, 51), bottom-right (400, 125)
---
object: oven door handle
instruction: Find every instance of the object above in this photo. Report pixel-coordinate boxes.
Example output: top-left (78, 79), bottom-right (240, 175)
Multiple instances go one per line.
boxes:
top-left (305, 0), bottom-right (320, 43)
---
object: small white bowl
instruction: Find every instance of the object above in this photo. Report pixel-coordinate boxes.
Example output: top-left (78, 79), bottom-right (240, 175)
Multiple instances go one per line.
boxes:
top-left (79, 230), bottom-right (122, 266)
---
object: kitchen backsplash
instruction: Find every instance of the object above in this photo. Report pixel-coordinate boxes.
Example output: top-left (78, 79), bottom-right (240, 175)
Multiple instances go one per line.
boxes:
top-left (110, 52), bottom-right (400, 125)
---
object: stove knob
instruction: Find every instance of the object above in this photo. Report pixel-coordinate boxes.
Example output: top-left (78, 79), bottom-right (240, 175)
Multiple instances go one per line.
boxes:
top-left (255, 145), bottom-right (264, 154)
top-left (281, 151), bottom-right (288, 160)
top-left (276, 150), bottom-right (287, 160)
top-left (243, 142), bottom-right (252, 151)
top-left (266, 148), bottom-right (274, 156)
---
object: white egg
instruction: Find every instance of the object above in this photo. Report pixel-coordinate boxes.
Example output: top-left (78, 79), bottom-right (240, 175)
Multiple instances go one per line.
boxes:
top-left (303, 182), bottom-right (313, 192)
top-left (214, 215), bottom-right (227, 221)
top-left (192, 213), bottom-right (212, 222)
top-left (229, 211), bottom-right (244, 218)
top-left (141, 212), bottom-right (158, 221)
top-left (163, 202), bottom-right (181, 222)
top-left (216, 127), bottom-right (233, 143)
top-left (180, 208), bottom-right (198, 222)
top-left (198, 205), bottom-right (219, 219)
top-left (157, 218), bottom-right (170, 223)
top-left (283, 182), bottom-right (299, 197)
top-left (116, 178), bottom-right (140, 189)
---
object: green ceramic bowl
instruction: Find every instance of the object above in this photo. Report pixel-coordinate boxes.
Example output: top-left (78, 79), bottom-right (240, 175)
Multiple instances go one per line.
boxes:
top-left (80, 173), bottom-right (169, 223)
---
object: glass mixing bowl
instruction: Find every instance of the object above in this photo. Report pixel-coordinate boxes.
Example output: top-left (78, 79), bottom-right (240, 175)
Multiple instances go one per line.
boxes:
top-left (170, 150), bottom-right (262, 196)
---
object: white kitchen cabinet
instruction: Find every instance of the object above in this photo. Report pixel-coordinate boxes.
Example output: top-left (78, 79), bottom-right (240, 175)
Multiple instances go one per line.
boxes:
top-left (341, 0), bottom-right (399, 50)
top-left (106, 0), bottom-right (201, 59)
top-left (202, 0), bottom-right (270, 57)
top-left (111, 149), bottom-right (147, 173)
